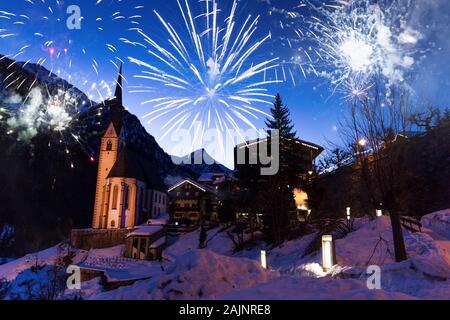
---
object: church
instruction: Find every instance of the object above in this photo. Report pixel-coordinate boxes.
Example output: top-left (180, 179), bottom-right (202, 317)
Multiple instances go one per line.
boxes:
top-left (91, 66), bottom-right (168, 230)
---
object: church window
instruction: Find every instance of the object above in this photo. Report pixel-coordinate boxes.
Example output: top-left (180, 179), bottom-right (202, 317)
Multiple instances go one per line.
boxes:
top-left (111, 220), bottom-right (116, 228)
top-left (112, 185), bottom-right (119, 209)
top-left (106, 140), bottom-right (112, 151)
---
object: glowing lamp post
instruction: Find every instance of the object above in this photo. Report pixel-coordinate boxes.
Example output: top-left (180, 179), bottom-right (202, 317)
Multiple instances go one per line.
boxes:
top-left (321, 235), bottom-right (336, 272)
top-left (260, 250), bottom-right (268, 269)
top-left (346, 207), bottom-right (351, 220)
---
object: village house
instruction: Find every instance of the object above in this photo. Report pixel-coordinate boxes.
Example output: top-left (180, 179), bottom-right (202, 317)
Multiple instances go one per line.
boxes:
top-left (168, 179), bottom-right (218, 224)
top-left (233, 135), bottom-right (323, 222)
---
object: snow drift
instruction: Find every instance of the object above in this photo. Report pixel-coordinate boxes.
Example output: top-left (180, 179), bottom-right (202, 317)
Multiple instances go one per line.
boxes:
top-left (92, 249), bottom-right (277, 300)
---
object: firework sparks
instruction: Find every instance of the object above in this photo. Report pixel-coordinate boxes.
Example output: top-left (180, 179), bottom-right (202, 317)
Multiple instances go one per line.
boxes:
top-left (272, 0), bottom-right (423, 97)
top-left (128, 0), bottom-right (281, 147)
top-left (0, 0), bottom-right (145, 101)
top-left (7, 87), bottom-right (77, 139)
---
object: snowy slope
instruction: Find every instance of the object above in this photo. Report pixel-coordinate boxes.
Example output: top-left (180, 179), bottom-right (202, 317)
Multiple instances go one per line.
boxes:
top-left (92, 250), bottom-right (277, 300)
top-left (422, 209), bottom-right (450, 239)
top-left (1, 211), bottom-right (449, 300)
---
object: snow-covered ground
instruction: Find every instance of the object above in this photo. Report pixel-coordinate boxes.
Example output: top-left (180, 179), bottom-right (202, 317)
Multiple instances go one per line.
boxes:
top-left (1, 210), bottom-right (449, 300)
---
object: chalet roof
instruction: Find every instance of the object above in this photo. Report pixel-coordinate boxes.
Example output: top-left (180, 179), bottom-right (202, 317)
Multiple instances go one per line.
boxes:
top-left (168, 179), bottom-right (217, 194)
top-left (107, 147), bottom-right (166, 192)
top-left (235, 136), bottom-right (324, 159)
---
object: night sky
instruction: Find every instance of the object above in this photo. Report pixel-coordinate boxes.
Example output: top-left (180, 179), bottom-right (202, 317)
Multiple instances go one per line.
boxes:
top-left (1, 0), bottom-right (450, 168)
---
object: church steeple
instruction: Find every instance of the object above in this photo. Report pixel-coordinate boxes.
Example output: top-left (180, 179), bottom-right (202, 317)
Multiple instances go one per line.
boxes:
top-left (114, 64), bottom-right (123, 105)
top-left (110, 64), bottom-right (124, 134)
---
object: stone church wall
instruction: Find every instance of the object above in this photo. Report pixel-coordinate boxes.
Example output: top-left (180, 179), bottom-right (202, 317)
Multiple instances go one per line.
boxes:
top-left (70, 228), bottom-right (131, 250)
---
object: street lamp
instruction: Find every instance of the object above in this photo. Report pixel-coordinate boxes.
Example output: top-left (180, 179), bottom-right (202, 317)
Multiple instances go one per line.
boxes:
top-left (322, 235), bottom-right (336, 272)
top-left (260, 250), bottom-right (268, 269)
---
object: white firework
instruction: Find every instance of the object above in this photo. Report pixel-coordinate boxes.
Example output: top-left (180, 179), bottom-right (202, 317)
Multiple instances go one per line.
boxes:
top-left (127, 0), bottom-right (281, 145)
top-left (6, 87), bottom-right (78, 139)
top-left (280, 0), bottom-right (423, 97)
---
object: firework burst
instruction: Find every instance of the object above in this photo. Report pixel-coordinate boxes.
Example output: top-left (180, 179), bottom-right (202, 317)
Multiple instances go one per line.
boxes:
top-left (4, 85), bottom-right (96, 166)
top-left (272, 0), bottom-right (424, 98)
top-left (128, 0), bottom-right (281, 149)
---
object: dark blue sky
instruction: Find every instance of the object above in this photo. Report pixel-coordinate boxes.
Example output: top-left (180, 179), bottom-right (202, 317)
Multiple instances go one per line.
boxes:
top-left (1, 0), bottom-right (450, 168)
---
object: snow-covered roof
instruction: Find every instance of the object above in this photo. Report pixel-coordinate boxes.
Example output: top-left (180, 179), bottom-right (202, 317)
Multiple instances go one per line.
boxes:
top-left (127, 225), bottom-right (164, 237)
top-left (168, 179), bottom-right (217, 194)
top-left (147, 213), bottom-right (169, 226)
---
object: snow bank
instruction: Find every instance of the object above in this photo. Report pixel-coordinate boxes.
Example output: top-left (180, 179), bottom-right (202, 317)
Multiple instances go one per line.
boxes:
top-left (218, 276), bottom-right (413, 300)
top-left (92, 249), bottom-right (278, 300)
top-left (0, 244), bottom-right (82, 282)
top-left (165, 226), bottom-right (236, 259)
top-left (79, 245), bottom-right (162, 282)
top-left (422, 209), bottom-right (450, 239)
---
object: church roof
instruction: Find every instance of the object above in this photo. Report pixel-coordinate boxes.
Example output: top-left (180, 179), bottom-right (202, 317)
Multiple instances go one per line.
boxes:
top-left (107, 147), bottom-right (167, 192)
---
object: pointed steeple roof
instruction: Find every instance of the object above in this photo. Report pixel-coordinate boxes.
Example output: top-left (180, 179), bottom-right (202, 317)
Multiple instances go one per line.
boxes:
top-left (108, 65), bottom-right (124, 133)
top-left (114, 63), bottom-right (123, 105)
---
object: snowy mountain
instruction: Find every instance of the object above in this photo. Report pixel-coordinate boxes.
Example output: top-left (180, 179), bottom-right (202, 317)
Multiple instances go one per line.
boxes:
top-left (173, 148), bottom-right (232, 176)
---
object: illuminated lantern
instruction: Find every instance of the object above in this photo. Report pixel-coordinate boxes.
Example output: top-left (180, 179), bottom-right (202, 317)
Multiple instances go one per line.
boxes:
top-left (376, 209), bottom-right (382, 217)
top-left (260, 250), bottom-right (268, 269)
top-left (322, 235), bottom-right (336, 271)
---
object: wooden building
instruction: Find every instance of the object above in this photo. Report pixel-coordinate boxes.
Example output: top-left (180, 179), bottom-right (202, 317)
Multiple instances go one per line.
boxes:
top-left (234, 136), bottom-right (324, 181)
top-left (167, 179), bottom-right (218, 223)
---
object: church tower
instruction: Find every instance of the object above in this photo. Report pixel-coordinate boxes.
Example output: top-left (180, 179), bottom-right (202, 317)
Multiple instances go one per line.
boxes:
top-left (92, 66), bottom-right (125, 229)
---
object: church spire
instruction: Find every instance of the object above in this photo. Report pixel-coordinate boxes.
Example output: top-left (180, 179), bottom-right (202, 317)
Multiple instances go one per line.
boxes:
top-left (109, 64), bottom-right (124, 134)
top-left (114, 63), bottom-right (123, 105)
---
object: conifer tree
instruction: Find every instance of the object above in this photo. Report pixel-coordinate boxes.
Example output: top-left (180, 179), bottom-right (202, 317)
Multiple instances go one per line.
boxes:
top-left (265, 94), bottom-right (296, 138)
top-left (260, 94), bottom-right (301, 244)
